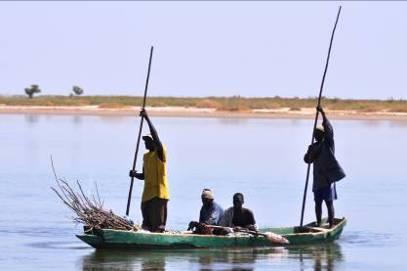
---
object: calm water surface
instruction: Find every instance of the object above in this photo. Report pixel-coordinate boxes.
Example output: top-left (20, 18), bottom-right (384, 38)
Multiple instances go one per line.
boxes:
top-left (0, 114), bottom-right (406, 270)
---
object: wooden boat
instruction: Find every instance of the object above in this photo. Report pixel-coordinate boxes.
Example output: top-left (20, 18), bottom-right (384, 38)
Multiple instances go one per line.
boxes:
top-left (77, 217), bottom-right (346, 249)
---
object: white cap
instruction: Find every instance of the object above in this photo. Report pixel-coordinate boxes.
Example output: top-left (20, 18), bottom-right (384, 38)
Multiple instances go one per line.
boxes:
top-left (201, 188), bottom-right (214, 200)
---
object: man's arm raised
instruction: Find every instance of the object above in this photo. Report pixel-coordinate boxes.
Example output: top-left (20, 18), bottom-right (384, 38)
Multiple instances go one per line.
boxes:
top-left (140, 109), bottom-right (165, 162)
top-left (317, 106), bottom-right (334, 149)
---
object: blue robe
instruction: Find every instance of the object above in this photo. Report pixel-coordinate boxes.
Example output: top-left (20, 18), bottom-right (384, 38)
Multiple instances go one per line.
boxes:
top-left (304, 117), bottom-right (346, 192)
top-left (199, 201), bottom-right (224, 225)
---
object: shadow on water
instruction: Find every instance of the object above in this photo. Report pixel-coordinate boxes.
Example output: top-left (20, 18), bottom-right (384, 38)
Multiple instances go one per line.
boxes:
top-left (80, 243), bottom-right (343, 271)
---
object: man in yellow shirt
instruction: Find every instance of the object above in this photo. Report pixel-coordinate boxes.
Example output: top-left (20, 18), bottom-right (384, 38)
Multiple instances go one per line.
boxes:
top-left (129, 109), bottom-right (169, 232)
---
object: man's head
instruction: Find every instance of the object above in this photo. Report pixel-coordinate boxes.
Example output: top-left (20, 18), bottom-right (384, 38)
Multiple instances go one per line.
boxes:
top-left (314, 126), bottom-right (325, 142)
top-left (233, 193), bottom-right (244, 210)
top-left (201, 188), bottom-right (214, 207)
top-left (142, 135), bottom-right (156, 151)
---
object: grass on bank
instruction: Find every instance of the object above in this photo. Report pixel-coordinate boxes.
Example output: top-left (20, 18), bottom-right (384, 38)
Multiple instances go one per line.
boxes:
top-left (0, 95), bottom-right (406, 113)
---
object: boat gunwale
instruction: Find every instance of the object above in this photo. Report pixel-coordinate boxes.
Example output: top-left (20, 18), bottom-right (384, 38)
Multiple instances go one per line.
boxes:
top-left (77, 217), bottom-right (346, 241)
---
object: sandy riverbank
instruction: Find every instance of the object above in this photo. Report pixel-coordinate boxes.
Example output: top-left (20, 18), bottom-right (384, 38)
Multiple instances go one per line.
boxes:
top-left (1, 105), bottom-right (407, 120)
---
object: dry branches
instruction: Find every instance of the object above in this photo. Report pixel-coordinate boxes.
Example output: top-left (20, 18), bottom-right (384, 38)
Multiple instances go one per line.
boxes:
top-left (50, 157), bottom-right (138, 232)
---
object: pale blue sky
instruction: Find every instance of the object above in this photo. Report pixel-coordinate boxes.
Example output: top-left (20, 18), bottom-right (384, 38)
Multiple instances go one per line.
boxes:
top-left (0, 1), bottom-right (406, 99)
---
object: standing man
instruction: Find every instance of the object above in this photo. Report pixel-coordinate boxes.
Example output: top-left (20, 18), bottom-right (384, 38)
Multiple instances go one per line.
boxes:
top-left (130, 109), bottom-right (169, 232)
top-left (304, 106), bottom-right (345, 228)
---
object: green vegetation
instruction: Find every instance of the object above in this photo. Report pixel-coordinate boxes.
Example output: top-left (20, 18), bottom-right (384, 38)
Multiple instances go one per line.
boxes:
top-left (0, 95), bottom-right (406, 112)
top-left (24, 85), bottom-right (41, 99)
top-left (72, 86), bottom-right (84, 96)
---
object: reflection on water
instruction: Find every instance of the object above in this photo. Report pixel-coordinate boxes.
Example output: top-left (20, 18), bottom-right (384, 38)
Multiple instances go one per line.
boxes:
top-left (80, 243), bottom-right (342, 271)
top-left (359, 120), bottom-right (388, 127)
top-left (2, 114), bottom-right (406, 270)
top-left (294, 244), bottom-right (343, 271)
top-left (217, 118), bottom-right (250, 125)
top-left (24, 114), bottom-right (40, 124)
top-left (72, 115), bottom-right (82, 125)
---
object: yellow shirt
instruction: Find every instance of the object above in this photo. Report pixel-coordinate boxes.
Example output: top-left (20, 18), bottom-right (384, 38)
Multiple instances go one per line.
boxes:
top-left (142, 146), bottom-right (169, 202)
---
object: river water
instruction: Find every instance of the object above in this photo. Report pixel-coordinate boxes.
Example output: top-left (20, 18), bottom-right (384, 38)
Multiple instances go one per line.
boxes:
top-left (0, 114), bottom-right (406, 270)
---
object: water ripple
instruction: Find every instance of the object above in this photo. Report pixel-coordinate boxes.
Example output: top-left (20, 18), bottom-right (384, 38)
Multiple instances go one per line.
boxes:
top-left (341, 230), bottom-right (396, 247)
top-left (26, 240), bottom-right (90, 250)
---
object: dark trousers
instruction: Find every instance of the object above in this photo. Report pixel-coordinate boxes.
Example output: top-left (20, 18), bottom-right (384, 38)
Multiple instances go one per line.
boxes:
top-left (314, 184), bottom-right (337, 227)
top-left (141, 197), bottom-right (168, 232)
top-left (315, 199), bottom-right (334, 227)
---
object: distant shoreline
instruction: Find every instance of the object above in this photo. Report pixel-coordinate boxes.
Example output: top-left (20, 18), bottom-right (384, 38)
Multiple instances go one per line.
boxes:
top-left (1, 95), bottom-right (406, 120)
top-left (1, 105), bottom-right (407, 120)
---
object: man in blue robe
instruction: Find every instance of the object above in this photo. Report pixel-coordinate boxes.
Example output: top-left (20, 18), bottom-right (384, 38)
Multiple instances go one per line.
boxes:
top-left (188, 188), bottom-right (224, 234)
top-left (304, 106), bottom-right (346, 228)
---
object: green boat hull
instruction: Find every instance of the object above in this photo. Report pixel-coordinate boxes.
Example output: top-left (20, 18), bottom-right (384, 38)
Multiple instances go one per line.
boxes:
top-left (77, 217), bottom-right (346, 249)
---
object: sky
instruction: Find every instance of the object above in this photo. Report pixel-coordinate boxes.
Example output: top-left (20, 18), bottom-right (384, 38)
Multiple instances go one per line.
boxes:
top-left (0, 1), bottom-right (406, 100)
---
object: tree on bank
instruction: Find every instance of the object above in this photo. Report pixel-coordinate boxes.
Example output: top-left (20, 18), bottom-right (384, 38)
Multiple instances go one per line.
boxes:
top-left (72, 86), bottom-right (84, 96)
top-left (24, 84), bottom-right (41, 99)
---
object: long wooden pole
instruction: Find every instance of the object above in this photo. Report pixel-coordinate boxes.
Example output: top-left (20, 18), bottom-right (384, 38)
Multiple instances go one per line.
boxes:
top-left (126, 46), bottom-right (154, 216)
top-left (300, 7), bottom-right (342, 226)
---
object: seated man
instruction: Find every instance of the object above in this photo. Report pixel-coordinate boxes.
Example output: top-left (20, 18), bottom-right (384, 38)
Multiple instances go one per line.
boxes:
top-left (219, 192), bottom-right (257, 231)
top-left (188, 188), bottom-right (224, 234)
top-left (199, 188), bottom-right (224, 225)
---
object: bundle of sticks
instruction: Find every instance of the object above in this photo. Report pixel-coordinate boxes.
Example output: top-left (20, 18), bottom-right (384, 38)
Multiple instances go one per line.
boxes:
top-left (50, 161), bottom-right (137, 232)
